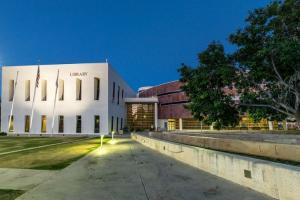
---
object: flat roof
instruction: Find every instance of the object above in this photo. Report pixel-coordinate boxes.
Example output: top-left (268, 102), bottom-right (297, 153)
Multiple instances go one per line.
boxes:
top-left (124, 97), bottom-right (158, 103)
top-left (2, 62), bottom-right (107, 68)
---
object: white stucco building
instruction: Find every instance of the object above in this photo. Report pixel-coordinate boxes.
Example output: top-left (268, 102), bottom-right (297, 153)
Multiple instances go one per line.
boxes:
top-left (1, 63), bottom-right (135, 135)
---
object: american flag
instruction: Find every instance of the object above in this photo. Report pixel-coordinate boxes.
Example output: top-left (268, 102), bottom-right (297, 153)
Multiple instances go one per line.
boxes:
top-left (35, 66), bottom-right (40, 88)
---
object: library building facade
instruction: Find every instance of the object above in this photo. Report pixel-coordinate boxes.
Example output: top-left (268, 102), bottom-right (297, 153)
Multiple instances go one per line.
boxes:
top-left (1, 62), bottom-right (295, 135)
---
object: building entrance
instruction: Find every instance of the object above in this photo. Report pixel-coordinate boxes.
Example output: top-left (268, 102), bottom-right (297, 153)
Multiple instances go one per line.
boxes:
top-left (167, 119), bottom-right (176, 131)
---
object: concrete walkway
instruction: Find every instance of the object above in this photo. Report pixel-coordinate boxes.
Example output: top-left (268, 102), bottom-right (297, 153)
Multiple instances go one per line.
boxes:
top-left (17, 139), bottom-right (274, 200)
top-left (0, 168), bottom-right (57, 190)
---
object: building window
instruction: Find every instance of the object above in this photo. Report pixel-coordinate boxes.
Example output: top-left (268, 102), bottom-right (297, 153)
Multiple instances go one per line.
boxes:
top-left (58, 115), bottom-right (64, 133)
top-left (58, 79), bottom-right (64, 101)
top-left (76, 79), bottom-right (82, 100)
top-left (94, 78), bottom-right (100, 100)
top-left (111, 116), bottom-right (114, 132)
top-left (24, 115), bottom-right (30, 132)
top-left (122, 89), bottom-right (124, 99)
top-left (121, 118), bottom-right (123, 130)
top-left (8, 115), bottom-right (14, 132)
top-left (41, 115), bottom-right (47, 133)
top-left (76, 115), bottom-right (82, 133)
top-left (25, 80), bottom-right (30, 101)
top-left (9, 80), bottom-right (14, 101)
top-left (112, 82), bottom-right (115, 102)
top-left (126, 103), bottom-right (155, 130)
top-left (116, 117), bottom-right (119, 132)
top-left (41, 80), bottom-right (47, 101)
top-left (94, 115), bottom-right (100, 133)
top-left (117, 86), bottom-right (120, 104)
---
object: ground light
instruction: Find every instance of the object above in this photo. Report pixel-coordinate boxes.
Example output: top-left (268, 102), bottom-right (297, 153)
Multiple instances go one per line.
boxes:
top-left (98, 135), bottom-right (109, 156)
top-left (108, 131), bottom-right (117, 145)
top-left (111, 131), bottom-right (115, 140)
top-left (100, 135), bottom-right (104, 148)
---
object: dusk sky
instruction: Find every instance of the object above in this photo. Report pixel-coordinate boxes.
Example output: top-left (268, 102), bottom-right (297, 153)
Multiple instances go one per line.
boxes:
top-left (0, 0), bottom-right (271, 91)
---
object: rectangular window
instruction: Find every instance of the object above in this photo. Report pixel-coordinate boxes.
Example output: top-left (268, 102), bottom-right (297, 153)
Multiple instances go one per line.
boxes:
top-left (41, 80), bottom-right (47, 101)
top-left (9, 80), bottom-right (14, 101)
top-left (122, 89), bottom-right (124, 99)
top-left (8, 115), bottom-right (14, 132)
top-left (117, 86), bottom-right (120, 104)
top-left (94, 78), bottom-right (100, 100)
top-left (76, 79), bottom-right (82, 100)
top-left (94, 115), bottom-right (100, 133)
top-left (121, 118), bottom-right (123, 130)
top-left (24, 115), bottom-right (30, 132)
top-left (58, 79), bottom-right (64, 101)
top-left (111, 116), bottom-right (114, 132)
top-left (58, 115), bottom-right (64, 133)
top-left (112, 82), bottom-right (115, 101)
top-left (76, 115), bottom-right (82, 133)
top-left (116, 117), bottom-right (119, 131)
top-left (41, 115), bottom-right (47, 133)
top-left (25, 80), bottom-right (30, 101)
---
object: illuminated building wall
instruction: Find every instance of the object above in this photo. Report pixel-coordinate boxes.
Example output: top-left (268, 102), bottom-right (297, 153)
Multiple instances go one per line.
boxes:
top-left (126, 103), bottom-right (155, 130)
top-left (138, 81), bottom-right (193, 130)
top-left (138, 80), bottom-right (284, 130)
top-left (1, 63), bottom-right (135, 135)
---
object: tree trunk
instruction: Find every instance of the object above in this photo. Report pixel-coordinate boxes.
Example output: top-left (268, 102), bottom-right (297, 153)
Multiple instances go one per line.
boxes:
top-left (295, 92), bottom-right (300, 126)
top-left (296, 109), bottom-right (300, 129)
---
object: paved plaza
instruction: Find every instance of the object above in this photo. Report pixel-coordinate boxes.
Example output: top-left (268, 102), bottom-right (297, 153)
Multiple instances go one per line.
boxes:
top-left (13, 138), bottom-right (273, 200)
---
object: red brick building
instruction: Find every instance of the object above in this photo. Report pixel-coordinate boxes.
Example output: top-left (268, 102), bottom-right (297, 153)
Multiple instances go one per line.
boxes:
top-left (137, 80), bottom-right (276, 131)
top-left (139, 81), bottom-right (192, 119)
top-left (138, 81), bottom-right (205, 130)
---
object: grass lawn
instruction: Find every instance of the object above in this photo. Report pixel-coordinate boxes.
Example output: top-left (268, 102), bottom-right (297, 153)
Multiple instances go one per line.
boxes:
top-left (0, 137), bottom-right (81, 154)
top-left (0, 189), bottom-right (24, 200)
top-left (0, 137), bottom-right (109, 170)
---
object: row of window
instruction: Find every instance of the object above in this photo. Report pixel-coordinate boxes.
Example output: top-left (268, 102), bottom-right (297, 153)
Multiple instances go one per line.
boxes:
top-left (112, 81), bottom-right (124, 104)
top-left (110, 116), bottom-right (123, 133)
top-left (8, 115), bottom-right (123, 133)
top-left (8, 78), bottom-right (125, 103)
top-left (8, 115), bottom-right (92, 133)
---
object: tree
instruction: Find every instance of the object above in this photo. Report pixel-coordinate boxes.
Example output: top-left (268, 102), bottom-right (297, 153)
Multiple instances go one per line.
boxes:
top-left (230, 0), bottom-right (300, 123)
top-left (178, 42), bottom-right (239, 129)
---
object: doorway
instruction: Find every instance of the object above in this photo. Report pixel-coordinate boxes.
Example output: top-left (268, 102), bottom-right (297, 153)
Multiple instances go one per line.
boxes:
top-left (167, 119), bottom-right (176, 131)
top-left (41, 115), bottom-right (47, 133)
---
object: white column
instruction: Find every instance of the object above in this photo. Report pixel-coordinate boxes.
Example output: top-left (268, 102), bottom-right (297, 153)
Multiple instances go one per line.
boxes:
top-left (268, 121), bottom-right (274, 130)
top-left (179, 118), bottom-right (183, 131)
top-left (154, 103), bottom-right (158, 131)
top-left (210, 122), bottom-right (215, 130)
top-left (283, 120), bottom-right (288, 130)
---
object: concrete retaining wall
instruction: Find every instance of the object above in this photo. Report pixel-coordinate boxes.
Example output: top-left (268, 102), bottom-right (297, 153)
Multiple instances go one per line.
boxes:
top-left (132, 133), bottom-right (300, 200)
top-left (150, 132), bottom-right (300, 163)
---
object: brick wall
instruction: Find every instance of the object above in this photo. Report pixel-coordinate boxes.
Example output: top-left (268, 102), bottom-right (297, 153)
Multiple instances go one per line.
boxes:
top-left (139, 81), bottom-right (193, 119)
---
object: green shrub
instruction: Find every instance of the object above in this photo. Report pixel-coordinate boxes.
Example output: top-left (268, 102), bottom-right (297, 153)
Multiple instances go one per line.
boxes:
top-left (0, 132), bottom-right (7, 136)
top-left (123, 127), bottom-right (129, 133)
top-left (135, 128), bottom-right (145, 132)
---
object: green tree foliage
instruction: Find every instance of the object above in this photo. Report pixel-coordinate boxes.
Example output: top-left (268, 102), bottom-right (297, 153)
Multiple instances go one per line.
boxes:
top-left (178, 42), bottom-right (239, 129)
top-left (230, 0), bottom-right (300, 122)
top-left (179, 0), bottom-right (300, 126)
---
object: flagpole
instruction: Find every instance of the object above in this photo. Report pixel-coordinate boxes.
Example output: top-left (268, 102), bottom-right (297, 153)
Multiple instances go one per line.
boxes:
top-left (51, 69), bottom-right (59, 135)
top-left (29, 65), bottom-right (40, 134)
top-left (7, 71), bottom-right (19, 133)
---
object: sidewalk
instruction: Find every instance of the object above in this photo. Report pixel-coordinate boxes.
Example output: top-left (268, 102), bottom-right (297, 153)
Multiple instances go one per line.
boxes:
top-left (0, 168), bottom-right (56, 190)
top-left (16, 138), bottom-right (273, 200)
